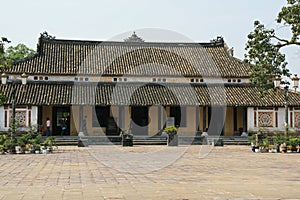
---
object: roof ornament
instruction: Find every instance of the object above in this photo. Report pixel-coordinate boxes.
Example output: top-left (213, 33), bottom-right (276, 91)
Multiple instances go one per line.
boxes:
top-left (40, 31), bottom-right (56, 40)
top-left (211, 36), bottom-right (224, 44)
top-left (124, 31), bottom-right (144, 43)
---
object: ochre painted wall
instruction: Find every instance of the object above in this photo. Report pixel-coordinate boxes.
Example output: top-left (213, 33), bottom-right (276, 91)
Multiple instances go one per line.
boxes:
top-left (177, 106), bottom-right (197, 136)
top-left (224, 107), bottom-right (234, 136)
top-left (42, 106), bottom-right (52, 134)
top-left (70, 106), bottom-right (79, 136)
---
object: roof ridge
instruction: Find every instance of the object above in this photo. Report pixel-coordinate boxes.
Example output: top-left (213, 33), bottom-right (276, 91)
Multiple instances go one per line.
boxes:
top-left (40, 36), bottom-right (224, 47)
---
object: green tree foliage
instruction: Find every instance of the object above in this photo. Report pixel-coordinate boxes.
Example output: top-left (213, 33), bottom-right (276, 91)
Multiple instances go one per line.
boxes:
top-left (5, 43), bottom-right (35, 65)
top-left (0, 38), bottom-right (34, 106)
top-left (0, 37), bottom-right (10, 72)
top-left (0, 37), bottom-right (10, 105)
top-left (245, 0), bottom-right (300, 90)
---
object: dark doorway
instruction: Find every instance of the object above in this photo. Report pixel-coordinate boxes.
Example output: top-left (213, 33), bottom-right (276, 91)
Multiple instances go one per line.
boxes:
top-left (131, 106), bottom-right (148, 135)
top-left (52, 107), bottom-right (70, 136)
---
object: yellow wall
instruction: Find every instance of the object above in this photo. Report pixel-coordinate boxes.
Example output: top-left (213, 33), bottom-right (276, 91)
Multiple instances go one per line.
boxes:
top-left (41, 105), bottom-right (245, 137)
top-left (199, 107), bottom-right (203, 132)
top-left (149, 106), bottom-right (158, 136)
top-left (70, 106), bottom-right (79, 136)
top-left (42, 106), bottom-right (52, 134)
top-left (86, 106), bottom-right (106, 136)
top-left (170, 106), bottom-right (196, 136)
top-left (224, 107), bottom-right (234, 136)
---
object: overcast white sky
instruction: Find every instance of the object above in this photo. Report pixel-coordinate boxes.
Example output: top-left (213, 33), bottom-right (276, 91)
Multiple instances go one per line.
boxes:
top-left (1, 0), bottom-right (299, 78)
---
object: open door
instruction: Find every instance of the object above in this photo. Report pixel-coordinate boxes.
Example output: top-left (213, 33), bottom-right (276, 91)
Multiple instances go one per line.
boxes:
top-left (52, 107), bottom-right (70, 136)
top-left (131, 106), bottom-right (148, 136)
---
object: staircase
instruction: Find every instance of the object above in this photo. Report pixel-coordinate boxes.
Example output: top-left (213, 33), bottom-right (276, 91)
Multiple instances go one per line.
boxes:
top-left (133, 136), bottom-right (167, 145)
top-left (55, 136), bottom-right (79, 146)
top-left (53, 136), bottom-right (249, 146)
top-left (207, 136), bottom-right (249, 145)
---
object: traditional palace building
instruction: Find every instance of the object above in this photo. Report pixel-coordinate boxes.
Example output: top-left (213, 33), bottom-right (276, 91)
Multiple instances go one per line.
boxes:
top-left (1, 33), bottom-right (300, 137)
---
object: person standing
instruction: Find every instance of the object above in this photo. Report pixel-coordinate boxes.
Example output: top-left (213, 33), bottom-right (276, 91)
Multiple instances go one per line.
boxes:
top-left (61, 117), bottom-right (66, 136)
top-left (46, 117), bottom-right (51, 137)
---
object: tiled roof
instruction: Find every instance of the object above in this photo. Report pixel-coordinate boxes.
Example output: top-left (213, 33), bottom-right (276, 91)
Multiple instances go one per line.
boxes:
top-left (2, 82), bottom-right (300, 107)
top-left (6, 36), bottom-right (250, 77)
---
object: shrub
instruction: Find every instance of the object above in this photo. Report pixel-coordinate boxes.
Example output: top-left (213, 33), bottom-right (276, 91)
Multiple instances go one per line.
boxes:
top-left (163, 126), bottom-right (178, 136)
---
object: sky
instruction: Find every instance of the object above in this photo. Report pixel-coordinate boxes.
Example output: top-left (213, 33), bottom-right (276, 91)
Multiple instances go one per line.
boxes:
top-left (1, 0), bottom-right (300, 81)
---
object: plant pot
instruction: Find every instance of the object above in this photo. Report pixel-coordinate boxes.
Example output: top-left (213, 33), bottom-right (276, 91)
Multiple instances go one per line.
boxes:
top-left (35, 150), bottom-right (40, 154)
top-left (47, 147), bottom-right (53, 153)
top-left (271, 148), bottom-right (277, 153)
top-left (15, 146), bottom-right (22, 154)
top-left (25, 151), bottom-right (31, 154)
top-left (42, 149), bottom-right (48, 154)
top-left (167, 134), bottom-right (178, 146)
top-left (254, 148), bottom-right (260, 153)
top-left (280, 146), bottom-right (287, 153)
top-left (122, 134), bottom-right (133, 147)
top-left (6, 149), bottom-right (13, 154)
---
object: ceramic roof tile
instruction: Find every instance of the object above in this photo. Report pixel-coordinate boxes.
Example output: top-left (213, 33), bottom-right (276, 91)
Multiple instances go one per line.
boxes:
top-left (2, 82), bottom-right (300, 107)
top-left (6, 36), bottom-right (250, 77)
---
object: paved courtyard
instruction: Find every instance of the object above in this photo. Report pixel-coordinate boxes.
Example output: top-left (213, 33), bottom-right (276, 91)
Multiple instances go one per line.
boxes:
top-left (0, 145), bottom-right (299, 200)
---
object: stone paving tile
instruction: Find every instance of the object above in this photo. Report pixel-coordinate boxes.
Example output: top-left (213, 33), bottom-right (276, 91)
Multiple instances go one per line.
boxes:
top-left (0, 145), bottom-right (299, 199)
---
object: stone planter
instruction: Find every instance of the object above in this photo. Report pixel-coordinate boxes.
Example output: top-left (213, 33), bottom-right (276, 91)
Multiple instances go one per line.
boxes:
top-left (15, 146), bottom-right (22, 154)
top-left (122, 134), bottom-right (133, 147)
top-left (280, 145), bottom-right (287, 153)
top-left (167, 134), bottom-right (178, 146)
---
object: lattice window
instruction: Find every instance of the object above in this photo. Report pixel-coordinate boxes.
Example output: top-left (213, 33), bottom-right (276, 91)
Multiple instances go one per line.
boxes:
top-left (258, 112), bottom-right (273, 127)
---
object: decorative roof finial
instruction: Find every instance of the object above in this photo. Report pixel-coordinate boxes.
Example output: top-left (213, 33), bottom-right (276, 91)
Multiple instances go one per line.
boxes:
top-left (124, 31), bottom-right (144, 43)
top-left (40, 31), bottom-right (56, 40)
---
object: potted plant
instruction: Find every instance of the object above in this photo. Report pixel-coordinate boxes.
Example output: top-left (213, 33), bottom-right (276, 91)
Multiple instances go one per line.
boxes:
top-left (120, 130), bottom-right (133, 147)
top-left (280, 143), bottom-right (287, 153)
top-left (272, 132), bottom-right (285, 152)
top-left (268, 144), bottom-right (277, 153)
top-left (261, 137), bottom-right (270, 153)
top-left (16, 137), bottom-right (26, 154)
top-left (34, 144), bottom-right (41, 154)
top-left (163, 126), bottom-right (178, 146)
top-left (24, 144), bottom-right (31, 154)
top-left (43, 136), bottom-right (57, 153)
top-left (289, 136), bottom-right (299, 152)
top-left (0, 134), bottom-right (7, 146)
top-left (4, 138), bottom-right (16, 154)
top-left (0, 145), bottom-right (4, 154)
top-left (248, 134), bottom-right (258, 152)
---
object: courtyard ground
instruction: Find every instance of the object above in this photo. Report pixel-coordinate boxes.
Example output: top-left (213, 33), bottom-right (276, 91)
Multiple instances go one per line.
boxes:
top-left (0, 145), bottom-right (299, 200)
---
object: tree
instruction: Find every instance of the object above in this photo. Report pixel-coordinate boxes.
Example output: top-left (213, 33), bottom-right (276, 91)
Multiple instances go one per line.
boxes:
top-left (0, 37), bottom-right (11, 71)
top-left (0, 38), bottom-right (35, 105)
top-left (5, 43), bottom-right (35, 65)
top-left (245, 0), bottom-right (300, 90)
top-left (0, 37), bottom-right (11, 105)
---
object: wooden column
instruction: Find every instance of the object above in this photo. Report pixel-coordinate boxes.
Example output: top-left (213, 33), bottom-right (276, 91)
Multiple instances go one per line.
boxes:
top-left (203, 106), bottom-right (207, 132)
top-left (243, 107), bottom-right (247, 133)
top-left (119, 106), bottom-right (125, 130)
top-left (208, 106), bottom-right (211, 130)
top-left (79, 106), bottom-right (83, 132)
top-left (233, 107), bottom-right (237, 133)
top-left (38, 106), bottom-right (43, 132)
top-left (195, 106), bottom-right (200, 131)
top-left (158, 106), bottom-right (161, 132)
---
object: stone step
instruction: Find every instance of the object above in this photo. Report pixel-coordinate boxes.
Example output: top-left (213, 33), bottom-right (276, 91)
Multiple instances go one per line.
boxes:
top-left (55, 138), bottom-right (79, 146)
top-left (223, 140), bottom-right (249, 145)
top-left (133, 136), bottom-right (167, 145)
